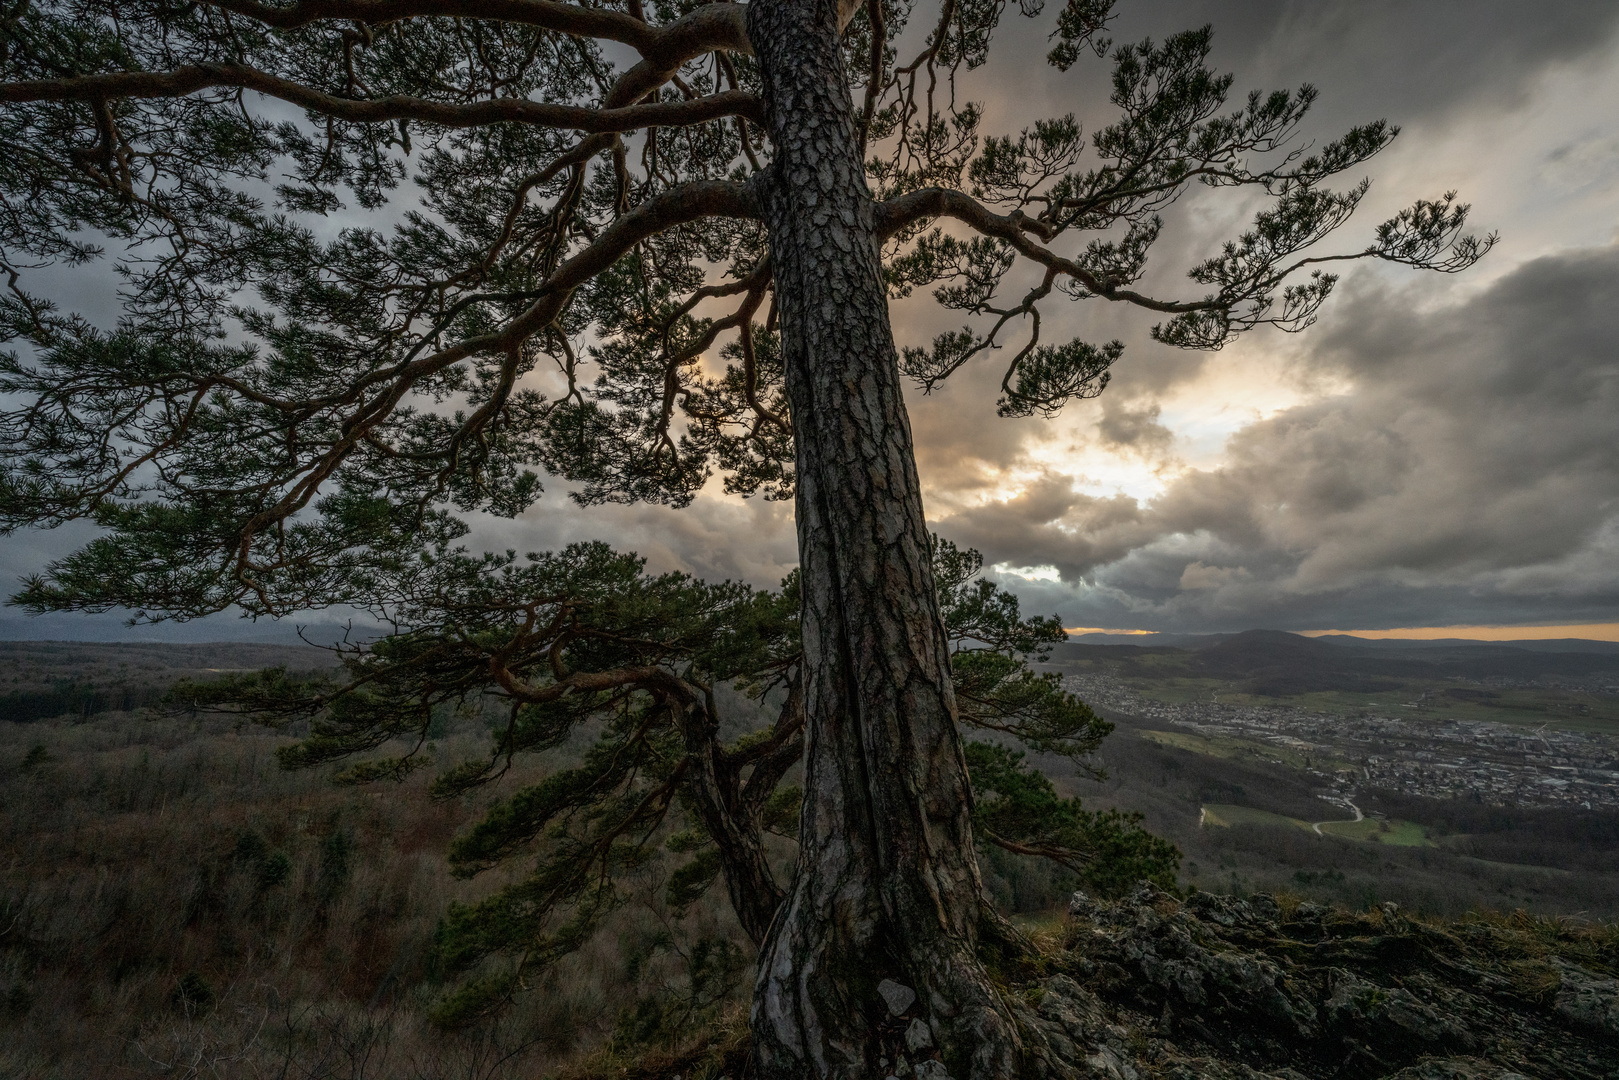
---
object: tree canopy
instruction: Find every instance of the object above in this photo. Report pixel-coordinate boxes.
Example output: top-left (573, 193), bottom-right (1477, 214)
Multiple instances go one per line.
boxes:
top-left (0, 0), bottom-right (1489, 618)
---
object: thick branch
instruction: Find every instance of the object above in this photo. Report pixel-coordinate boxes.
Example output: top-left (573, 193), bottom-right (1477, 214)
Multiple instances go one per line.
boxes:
top-left (200, 0), bottom-right (752, 59)
top-left (979, 827), bottom-right (1091, 875)
top-left (0, 64), bottom-right (763, 131)
top-left (488, 660), bottom-right (667, 703)
top-left (878, 187), bottom-right (1208, 315)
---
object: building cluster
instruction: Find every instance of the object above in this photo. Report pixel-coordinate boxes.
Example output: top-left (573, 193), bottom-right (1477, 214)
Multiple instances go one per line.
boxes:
top-left (1061, 672), bottom-right (1619, 811)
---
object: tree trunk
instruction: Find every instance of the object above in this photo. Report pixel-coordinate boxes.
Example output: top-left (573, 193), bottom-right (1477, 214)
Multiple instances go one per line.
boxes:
top-left (746, 0), bottom-right (1021, 1075)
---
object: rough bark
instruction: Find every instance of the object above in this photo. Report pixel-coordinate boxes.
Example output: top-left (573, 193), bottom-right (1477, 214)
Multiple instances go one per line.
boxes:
top-left (747, 0), bottom-right (1020, 1075)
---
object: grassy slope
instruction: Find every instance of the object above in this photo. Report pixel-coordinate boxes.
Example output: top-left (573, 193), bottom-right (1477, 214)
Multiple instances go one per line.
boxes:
top-left (1200, 803), bottom-right (1316, 831)
top-left (1315, 816), bottom-right (1432, 846)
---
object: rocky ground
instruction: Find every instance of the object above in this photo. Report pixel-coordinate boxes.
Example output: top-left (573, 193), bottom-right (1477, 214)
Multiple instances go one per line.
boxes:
top-left (600, 887), bottom-right (1618, 1080)
top-left (1022, 886), bottom-right (1618, 1080)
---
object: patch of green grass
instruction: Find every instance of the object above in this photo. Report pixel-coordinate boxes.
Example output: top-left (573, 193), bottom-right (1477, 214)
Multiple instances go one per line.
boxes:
top-left (1199, 803), bottom-right (1316, 832)
top-left (1140, 729), bottom-right (1239, 757)
top-left (1200, 804), bottom-right (1433, 847)
top-left (1010, 909), bottom-right (1069, 937)
top-left (1316, 817), bottom-right (1432, 847)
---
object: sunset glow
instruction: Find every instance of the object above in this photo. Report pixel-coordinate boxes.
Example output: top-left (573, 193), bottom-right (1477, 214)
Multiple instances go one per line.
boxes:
top-left (1299, 624), bottom-right (1619, 642)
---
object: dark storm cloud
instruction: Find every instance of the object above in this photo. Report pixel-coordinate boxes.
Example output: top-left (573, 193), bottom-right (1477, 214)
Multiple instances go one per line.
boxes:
top-left (962, 0), bottom-right (1610, 409)
top-left (492, 493), bottom-right (801, 587)
top-left (903, 357), bottom-right (1051, 497)
top-left (1096, 398), bottom-right (1175, 457)
top-left (946, 245), bottom-right (1619, 631)
top-left (1121, 0), bottom-right (1619, 125)
top-left (940, 473), bottom-right (1152, 583)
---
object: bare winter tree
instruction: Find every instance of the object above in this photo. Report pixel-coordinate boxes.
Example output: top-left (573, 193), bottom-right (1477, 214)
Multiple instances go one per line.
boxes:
top-left (0, 0), bottom-right (1489, 1073)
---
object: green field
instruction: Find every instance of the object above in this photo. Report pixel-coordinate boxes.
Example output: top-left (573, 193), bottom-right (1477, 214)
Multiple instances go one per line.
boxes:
top-left (1316, 817), bottom-right (1433, 846)
top-left (1200, 803), bottom-right (1432, 846)
top-left (1141, 729), bottom-right (1245, 758)
top-left (1200, 803), bottom-right (1316, 831)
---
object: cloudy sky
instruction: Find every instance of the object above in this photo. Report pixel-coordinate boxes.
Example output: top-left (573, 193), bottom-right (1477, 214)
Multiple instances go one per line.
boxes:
top-left (4, 0), bottom-right (1619, 641)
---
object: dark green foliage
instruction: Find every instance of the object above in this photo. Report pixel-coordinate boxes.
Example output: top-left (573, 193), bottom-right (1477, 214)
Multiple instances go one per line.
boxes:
top-left (760, 785), bottom-right (802, 840)
top-left (232, 830), bottom-right (271, 865)
top-left (19, 743), bottom-right (49, 771)
top-left (1293, 869), bottom-right (1346, 887)
top-left (964, 742), bottom-right (1179, 897)
top-left (666, 847), bottom-right (725, 912)
top-left (612, 933), bottom-right (748, 1049)
top-left (0, 682), bottom-right (168, 723)
top-left (317, 827), bottom-right (353, 901)
top-left (257, 851), bottom-right (292, 888)
top-left (4, 980), bottom-right (33, 1017)
top-left (427, 970), bottom-right (521, 1031)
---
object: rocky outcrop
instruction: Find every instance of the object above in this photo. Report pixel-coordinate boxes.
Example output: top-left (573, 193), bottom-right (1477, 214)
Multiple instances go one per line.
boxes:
top-left (590, 887), bottom-right (1615, 1080)
top-left (1014, 886), bottom-right (1618, 1080)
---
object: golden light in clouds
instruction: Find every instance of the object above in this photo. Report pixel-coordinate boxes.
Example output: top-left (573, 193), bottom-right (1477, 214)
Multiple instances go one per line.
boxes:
top-left (1063, 627), bottom-right (1159, 636)
top-left (1298, 624), bottom-right (1619, 642)
top-left (1063, 625), bottom-right (1619, 641)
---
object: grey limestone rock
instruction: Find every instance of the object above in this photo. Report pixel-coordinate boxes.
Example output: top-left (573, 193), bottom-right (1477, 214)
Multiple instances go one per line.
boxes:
top-left (1325, 971), bottom-right (1474, 1049)
top-left (1385, 1061), bottom-right (1533, 1080)
top-left (877, 978), bottom-right (916, 1017)
top-left (1553, 960), bottom-right (1619, 1037)
top-left (1083, 1044), bottom-right (1138, 1080)
top-left (1024, 886), bottom-right (1616, 1079)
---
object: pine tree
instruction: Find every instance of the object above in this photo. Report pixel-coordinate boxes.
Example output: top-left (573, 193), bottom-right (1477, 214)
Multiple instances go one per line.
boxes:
top-left (0, 0), bottom-right (1489, 1072)
top-left (179, 535), bottom-right (1179, 1025)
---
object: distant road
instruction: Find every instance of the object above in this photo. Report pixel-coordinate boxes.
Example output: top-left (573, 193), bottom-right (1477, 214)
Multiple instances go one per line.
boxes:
top-left (1313, 794), bottom-right (1364, 835)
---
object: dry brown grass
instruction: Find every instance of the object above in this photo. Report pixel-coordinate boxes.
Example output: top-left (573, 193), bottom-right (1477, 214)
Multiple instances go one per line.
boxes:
top-left (550, 1001), bottom-right (751, 1080)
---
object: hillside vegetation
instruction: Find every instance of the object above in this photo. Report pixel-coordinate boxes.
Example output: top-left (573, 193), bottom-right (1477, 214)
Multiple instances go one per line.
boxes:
top-left (0, 702), bottom-right (750, 1078)
top-left (1032, 633), bottom-right (1619, 917)
top-left (1, 639), bottom-right (1616, 1077)
top-left (0, 642), bottom-right (331, 723)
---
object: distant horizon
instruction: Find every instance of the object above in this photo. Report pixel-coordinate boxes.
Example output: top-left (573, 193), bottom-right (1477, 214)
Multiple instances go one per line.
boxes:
top-left (8, 615), bottom-right (1619, 647)
top-left (1066, 623), bottom-right (1619, 642)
